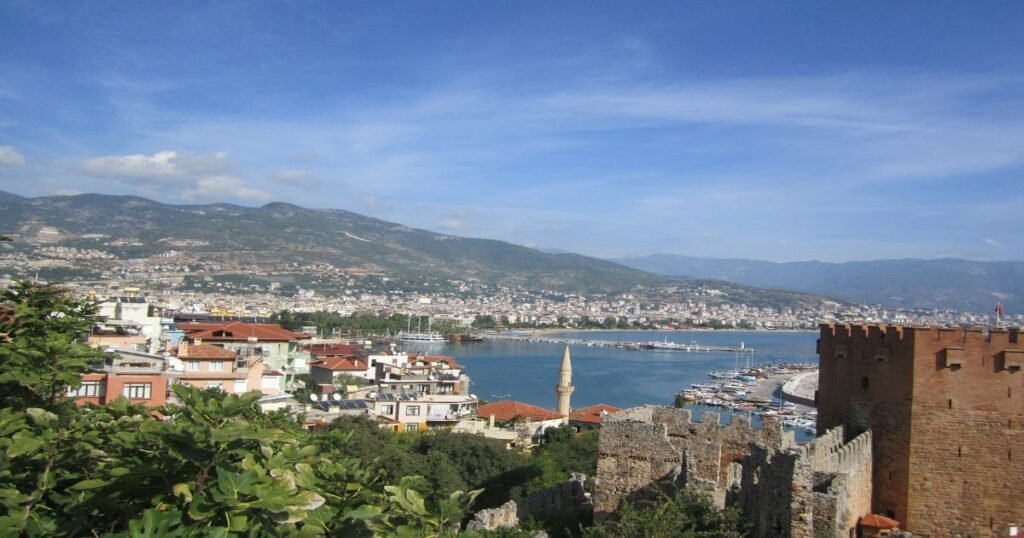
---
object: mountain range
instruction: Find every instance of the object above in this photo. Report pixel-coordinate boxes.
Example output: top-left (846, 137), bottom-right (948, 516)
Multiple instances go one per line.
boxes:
top-left (0, 191), bottom-right (831, 309)
top-left (614, 254), bottom-right (1024, 314)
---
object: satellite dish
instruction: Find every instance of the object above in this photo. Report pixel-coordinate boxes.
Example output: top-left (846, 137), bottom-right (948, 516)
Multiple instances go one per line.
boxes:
top-left (332, 393), bottom-right (342, 401)
top-left (308, 393), bottom-right (319, 402)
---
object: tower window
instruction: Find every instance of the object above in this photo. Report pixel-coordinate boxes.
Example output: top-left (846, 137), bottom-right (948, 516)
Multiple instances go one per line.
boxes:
top-left (948, 399), bottom-right (953, 409)
top-left (861, 377), bottom-right (869, 390)
top-left (958, 446), bottom-right (962, 458)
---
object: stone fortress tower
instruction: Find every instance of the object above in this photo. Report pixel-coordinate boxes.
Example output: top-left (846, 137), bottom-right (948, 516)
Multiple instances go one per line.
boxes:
top-left (555, 345), bottom-right (574, 423)
top-left (817, 324), bottom-right (1024, 537)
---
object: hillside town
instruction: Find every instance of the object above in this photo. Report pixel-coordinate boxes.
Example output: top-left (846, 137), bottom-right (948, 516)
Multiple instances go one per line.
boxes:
top-left (72, 288), bottom-right (629, 450)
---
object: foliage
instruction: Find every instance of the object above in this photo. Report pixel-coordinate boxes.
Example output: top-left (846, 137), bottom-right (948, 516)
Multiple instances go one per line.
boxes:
top-left (583, 485), bottom-right (747, 538)
top-left (366, 476), bottom-right (480, 538)
top-left (528, 426), bottom-right (599, 494)
top-left (0, 281), bottom-right (106, 411)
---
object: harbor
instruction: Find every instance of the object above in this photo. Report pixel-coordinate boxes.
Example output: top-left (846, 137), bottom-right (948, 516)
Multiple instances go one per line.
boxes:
top-left (679, 362), bottom-right (819, 436)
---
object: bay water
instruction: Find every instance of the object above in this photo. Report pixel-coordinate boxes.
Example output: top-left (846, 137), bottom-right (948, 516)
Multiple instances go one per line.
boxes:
top-left (405, 330), bottom-right (819, 411)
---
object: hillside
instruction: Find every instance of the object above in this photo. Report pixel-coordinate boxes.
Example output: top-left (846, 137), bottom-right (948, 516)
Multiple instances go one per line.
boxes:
top-left (615, 254), bottom-right (1024, 313)
top-left (0, 191), bottom-right (668, 293)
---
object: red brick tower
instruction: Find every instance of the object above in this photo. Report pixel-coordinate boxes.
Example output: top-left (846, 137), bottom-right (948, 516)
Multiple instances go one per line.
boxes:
top-left (817, 324), bottom-right (1024, 536)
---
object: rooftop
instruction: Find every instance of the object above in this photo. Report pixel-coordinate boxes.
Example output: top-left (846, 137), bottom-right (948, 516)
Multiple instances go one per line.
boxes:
top-left (477, 400), bottom-right (564, 422)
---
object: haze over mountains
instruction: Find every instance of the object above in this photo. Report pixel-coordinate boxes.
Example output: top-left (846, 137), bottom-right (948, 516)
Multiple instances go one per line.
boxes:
top-left (615, 254), bottom-right (1024, 314)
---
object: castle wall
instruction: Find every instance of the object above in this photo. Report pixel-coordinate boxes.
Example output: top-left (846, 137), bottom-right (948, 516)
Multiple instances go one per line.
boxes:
top-left (817, 324), bottom-right (914, 521)
top-left (594, 406), bottom-right (870, 538)
top-left (818, 324), bottom-right (1024, 537)
top-left (593, 406), bottom-right (797, 516)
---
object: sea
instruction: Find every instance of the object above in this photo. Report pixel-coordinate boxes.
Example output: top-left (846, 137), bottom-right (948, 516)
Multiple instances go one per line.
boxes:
top-left (402, 330), bottom-right (819, 423)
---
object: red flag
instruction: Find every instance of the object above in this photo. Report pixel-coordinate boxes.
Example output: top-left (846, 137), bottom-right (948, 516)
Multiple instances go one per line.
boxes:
top-left (996, 303), bottom-right (1004, 317)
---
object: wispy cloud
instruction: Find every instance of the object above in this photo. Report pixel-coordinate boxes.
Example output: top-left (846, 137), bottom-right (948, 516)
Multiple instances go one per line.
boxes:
top-left (0, 145), bottom-right (25, 169)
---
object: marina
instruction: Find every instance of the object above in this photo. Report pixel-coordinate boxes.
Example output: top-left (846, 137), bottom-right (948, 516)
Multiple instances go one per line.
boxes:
top-left (677, 362), bottom-right (819, 436)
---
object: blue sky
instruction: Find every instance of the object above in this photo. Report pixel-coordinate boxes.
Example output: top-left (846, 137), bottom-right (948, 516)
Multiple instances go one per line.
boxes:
top-left (1, 1), bottom-right (1023, 262)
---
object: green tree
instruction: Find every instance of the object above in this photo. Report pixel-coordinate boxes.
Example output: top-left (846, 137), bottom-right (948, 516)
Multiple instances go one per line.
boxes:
top-left (529, 426), bottom-right (599, 493)
top-left (471, 315), bottom-right (497, 330)
top-left (0, 281), bottom-right (105, 411)
top-left (583, 486), bottom-right (746, 538)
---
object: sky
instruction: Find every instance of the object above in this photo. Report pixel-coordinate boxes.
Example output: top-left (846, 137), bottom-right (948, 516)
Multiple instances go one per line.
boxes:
top-left (1, 1), bottom-right (1023, 263)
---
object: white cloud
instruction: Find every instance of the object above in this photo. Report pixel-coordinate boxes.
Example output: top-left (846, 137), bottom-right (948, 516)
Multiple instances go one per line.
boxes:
top-left (0, 145), bottom-right (26, 168)
top-left (984, 238), bottom-right (1003, 247)
top-left (183, 176), bottom-right (273, 203)
top-left (78, 150), bottom-right (274, 203)
top-left (80, 150), bottom-right (228, 181)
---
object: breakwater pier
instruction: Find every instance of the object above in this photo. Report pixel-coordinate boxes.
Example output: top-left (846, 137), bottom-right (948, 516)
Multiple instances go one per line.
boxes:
top-left (482, 333), bottom-right (755, 353)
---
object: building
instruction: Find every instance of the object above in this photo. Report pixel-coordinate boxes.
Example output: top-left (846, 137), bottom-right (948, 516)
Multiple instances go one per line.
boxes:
top-left (817, 324), bottom-right (1024, 537)
top-left (176, 321), bottom-right (312, 388)
top-left (568, 403), bottom-right (621, 431)
top-left (369, 392), bottom-right (478, 433)
top-left (72, 350), bottom-right (177, 408)
top-left (175, 341), bottom-right (279, 396)
top-left (476, 400), bottom-right (566, 439)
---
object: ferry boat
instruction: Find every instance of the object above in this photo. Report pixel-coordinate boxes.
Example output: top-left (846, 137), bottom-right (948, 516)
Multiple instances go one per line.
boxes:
top-left (397, 330), bottom-right (447, 343)
top-left (398, 315), bottom-right (447, 344)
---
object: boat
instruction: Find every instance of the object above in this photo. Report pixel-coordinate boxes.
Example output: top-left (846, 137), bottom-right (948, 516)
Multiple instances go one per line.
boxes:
top-left (398, 315), bottom-right (447, 344)
top-left (397, 331), bottom-right (447, 343)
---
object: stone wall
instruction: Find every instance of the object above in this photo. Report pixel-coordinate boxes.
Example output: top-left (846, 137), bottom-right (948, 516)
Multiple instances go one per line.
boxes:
top-left (593, 405), bottom-right (871, 538)
top-left (466, 474), bottom-right (589, 532)
top-left (593, 406), bottom-right (793, 516)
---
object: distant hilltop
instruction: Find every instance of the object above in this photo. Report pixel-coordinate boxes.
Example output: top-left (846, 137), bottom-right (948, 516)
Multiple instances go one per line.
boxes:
top-left (0, 190), bottom-right (831, 309)
top-left (615, 253), bottom-right (1024, 314)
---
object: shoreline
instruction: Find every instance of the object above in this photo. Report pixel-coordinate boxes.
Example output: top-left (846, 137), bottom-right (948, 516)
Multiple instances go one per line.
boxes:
top-left (530, 328), bottom-right (818, 336)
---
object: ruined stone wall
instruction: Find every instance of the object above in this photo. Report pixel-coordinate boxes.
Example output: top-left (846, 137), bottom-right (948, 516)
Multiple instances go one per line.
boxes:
top-left (596, 404), bottom-right (874, 538)
top-left (466, 474), bottom-right (589, 532)
top-left (818, 324), bottom-right (1024, 537)
top-left (592, 405), bottom-right (793, 517)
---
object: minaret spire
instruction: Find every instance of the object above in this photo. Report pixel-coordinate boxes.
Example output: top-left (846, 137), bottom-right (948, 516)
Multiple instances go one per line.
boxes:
top-left (555, 345), bottom-right (575, 423)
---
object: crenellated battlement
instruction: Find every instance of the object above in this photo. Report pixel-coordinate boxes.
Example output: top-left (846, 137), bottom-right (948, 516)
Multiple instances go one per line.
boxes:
top-left (820, 323), bottom-right (907, 342)
top-left (821, 323), bottom-right (1022, 347)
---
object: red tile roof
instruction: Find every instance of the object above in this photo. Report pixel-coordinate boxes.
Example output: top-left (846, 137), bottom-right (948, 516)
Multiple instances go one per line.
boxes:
top-left (178, 322), bottom-right (310, 342)
top-left (569, 404), bottom-right (622, 424)
top-left (178, 344), bottom-right (238, 360)
top-left (411, 355), bottom-right (462, 368)
top-left (477, 400), bottom-right (564, 422)
top-left (310, 356), bottom-right (368, 372)
top-left (859, 514), bottom-right (900, 529)
top-left (309, 344), bottom-right (362, 357)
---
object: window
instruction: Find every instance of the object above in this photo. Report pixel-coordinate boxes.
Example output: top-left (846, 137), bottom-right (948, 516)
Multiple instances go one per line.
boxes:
top-left (187, 361), bottom-right (200, 372)
top-left (406, 405), bottom-right (421, 416)
top-left (207, 382), bottom-right (223, 391)
top-left (234, 380), bottom-right (247, 393)
top-left (380, 404), bottom-right (395, 414)
top-left (71, 381), bottom-right (105, 398)
top-left (861, 377), bottom-right (869, 390)
top-left (210, 361), bottom-right (225, 372)
top-left (405, 424), bottom-right (419, 432)
top-left (123, 383), bottom-right (152, 400)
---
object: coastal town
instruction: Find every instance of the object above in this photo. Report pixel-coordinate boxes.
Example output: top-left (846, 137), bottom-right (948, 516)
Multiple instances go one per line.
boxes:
top-left (0, 236), bottom-right (1011, 333)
